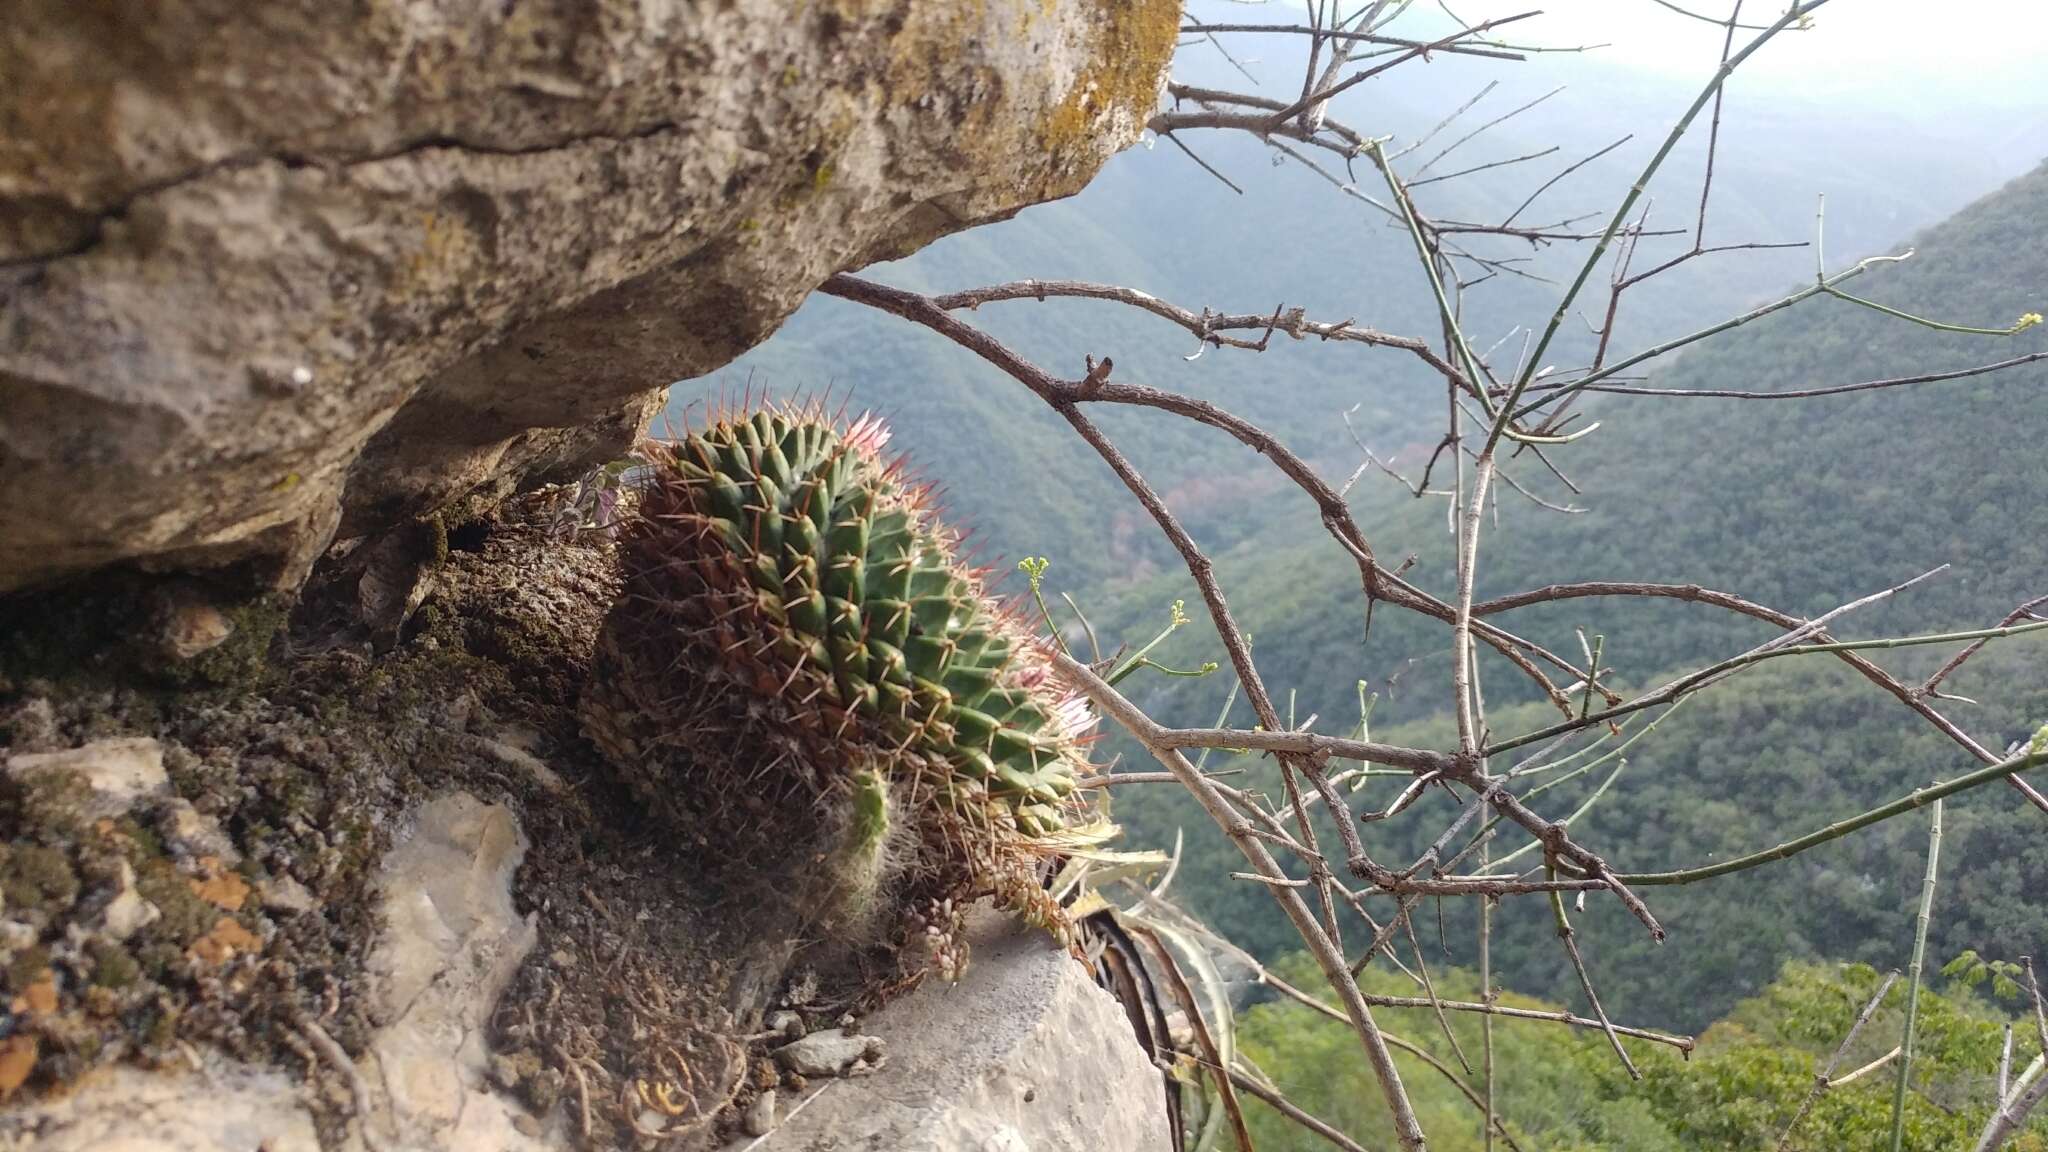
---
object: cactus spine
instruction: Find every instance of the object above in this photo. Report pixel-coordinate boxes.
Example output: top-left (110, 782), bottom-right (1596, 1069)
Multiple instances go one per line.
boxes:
top-left (582, 401), bottom-right (1096, 953)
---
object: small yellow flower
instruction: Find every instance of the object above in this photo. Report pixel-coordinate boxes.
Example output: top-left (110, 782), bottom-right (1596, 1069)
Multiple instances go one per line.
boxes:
top-left (2015, 312), bottom-right (2044, 333)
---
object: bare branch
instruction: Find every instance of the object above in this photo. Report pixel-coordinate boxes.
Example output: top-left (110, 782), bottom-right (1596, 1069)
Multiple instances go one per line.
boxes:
top-left (1773, 970), bottom-right (1901, 1149)
top-left (1181, 22), bottom-right (1530, 61)
top-left (1050, 649), bottom-right (1430, 1150)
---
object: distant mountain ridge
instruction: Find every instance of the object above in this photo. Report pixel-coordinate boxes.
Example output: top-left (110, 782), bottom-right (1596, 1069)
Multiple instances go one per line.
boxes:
top-left (670, 43), bottom-right (2037, 591)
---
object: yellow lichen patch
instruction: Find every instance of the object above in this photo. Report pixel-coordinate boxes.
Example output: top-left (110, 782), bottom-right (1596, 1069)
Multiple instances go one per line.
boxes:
top-left (0, 1035), bottom-right (36, 1101)
top-left (186, 917), bottom-right (261, 967)
top-left (188, 861), bottom-right (251, 912)
top-left (1037, 0), bottom-right (1178, 165)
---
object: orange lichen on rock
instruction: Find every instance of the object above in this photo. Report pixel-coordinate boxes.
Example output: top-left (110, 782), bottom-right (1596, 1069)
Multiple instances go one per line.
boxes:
top-left (188, 860), bottom-right (251, 911)
top-left (187, 917), bottom-right (262, 967)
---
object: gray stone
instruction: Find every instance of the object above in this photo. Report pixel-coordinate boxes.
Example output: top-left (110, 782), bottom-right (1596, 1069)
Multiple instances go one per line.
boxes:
top-left (471, 734), bottom-right (569, 795)
top-left (765, 1010), bottom-right (804, 1041)
top-left (773, 1029), bottom-right (883, 1079)
top-left (99, 888), bottom-right (160, 942)
top-left (360, 792), bottom-right (545, 1151)
top-left (5, 738), bottom-right (168, 820)
top-left (743, 1088), bottom-right (777, 1138)
top-left (0, 0), bottom-right (1179, 594)
top-left (757, 910), bottom-right (1172, 1152)
top-left (0, 920), bottom-right (37, 953)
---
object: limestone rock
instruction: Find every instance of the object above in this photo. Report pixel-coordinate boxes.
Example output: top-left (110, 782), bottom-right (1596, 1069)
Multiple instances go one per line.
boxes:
top-left (257, 874), bottom-right (318, 916)
top-left (0, 1054), bottom-right (322, 1152)
top-left (757, 909), bottom-right (1172, 1152)
top-left (0, 0), bottom-right (1178, 593)
top-left (5, 738), bottom-right (168, 821)
top-left (361, 792), bottom-right (546, 1151)
top-left (0, 791), bottom-right (554, 1151)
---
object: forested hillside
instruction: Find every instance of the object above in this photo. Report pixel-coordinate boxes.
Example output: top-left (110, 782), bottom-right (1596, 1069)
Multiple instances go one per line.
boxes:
top-left (1092, 157), bottom-right (2048, 1035)
top-left (1240, 958), bottom-right (2045, 1150)
top-left (665, 18), bottom-right (2048, 1046)
top-left (1108, 154), bottom-right (2048, 724)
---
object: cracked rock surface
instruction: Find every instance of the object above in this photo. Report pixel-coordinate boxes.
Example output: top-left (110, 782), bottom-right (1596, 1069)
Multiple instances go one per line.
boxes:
top-left (753, 910), bottom-right (1172, 1152)
top-left (0, 0), bottom-right (1177, 594)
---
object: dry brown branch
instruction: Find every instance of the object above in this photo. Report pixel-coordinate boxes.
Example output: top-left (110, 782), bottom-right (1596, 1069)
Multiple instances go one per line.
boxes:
top-left (1180, 22), bottom-right (1531, 60)
top-left (1050, 649), bottom-right (1430, 1150)
top-left (929, 278), bottom-right (1469, 384)
top-left (1472, 577), bottom-right (2048, 814)
top-left (1547, 860), bottom-right (1640, 1079)
top-left (1542, 349), bottom-right (2048, 401)
top-left (1919, 594), bottom-right (2048, 699)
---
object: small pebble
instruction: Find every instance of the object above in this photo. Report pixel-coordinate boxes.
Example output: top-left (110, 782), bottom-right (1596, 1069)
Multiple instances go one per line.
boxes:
top-left (774, 1029), bottom-right (884, 1078)
top-left (743, 1088), bottom-right (777, 1137)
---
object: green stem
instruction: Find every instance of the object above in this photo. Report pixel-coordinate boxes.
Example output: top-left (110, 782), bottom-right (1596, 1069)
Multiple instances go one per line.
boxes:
top-left (1614, 748), bottom-right (2032, 886)
top-left (1513, 255), bottom-right (1896, 420)
top-left (1486, 757), bottom-right (1631, 874)
top-left (1825, 285), bottom-right (2037, 336)
top-left (1118, 656), bottom-right (1219, 680)
top-left (1032, 585), bottom-right (1070, 658)
top-left (1505, 0), bottom-right (1831, 426)
top-left (1106, 611), bottom-right (1187, 686)
top-left (1456, 702), bottom-right (1690, 877)
top-left (1889, 800), bottom-right (1943, 1152)
top-left (1194, 680), bottom-right (1242, 773)
top-left (1491, 618), bottom-right (2048, 756)
top-left (1059, 591), bottom-right (1102, 664)
top-left (1511, 698), bottom-right (1690, 783)
top-left (1367, 141), bottom-right (1492, 410)
top-left (1578, 634), bottom-right (1605, 719)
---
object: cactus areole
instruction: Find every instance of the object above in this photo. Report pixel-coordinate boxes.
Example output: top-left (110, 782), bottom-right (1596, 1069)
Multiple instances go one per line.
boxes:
top-left (583, 402), bottom-right (1097, 953)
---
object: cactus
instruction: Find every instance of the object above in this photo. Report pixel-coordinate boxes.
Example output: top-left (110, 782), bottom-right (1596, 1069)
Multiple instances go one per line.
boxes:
top-left (581, 401), bottom-right (1097, 953)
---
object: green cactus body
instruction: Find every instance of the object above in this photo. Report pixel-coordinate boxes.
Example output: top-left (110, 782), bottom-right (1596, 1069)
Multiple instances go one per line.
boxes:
top-left (582, 402), bottom-right (1096, 947)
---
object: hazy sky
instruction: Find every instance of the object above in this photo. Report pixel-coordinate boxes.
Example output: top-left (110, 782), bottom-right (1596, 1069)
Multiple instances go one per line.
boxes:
top-left (1250, 2), bottom-right (2048, 94)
